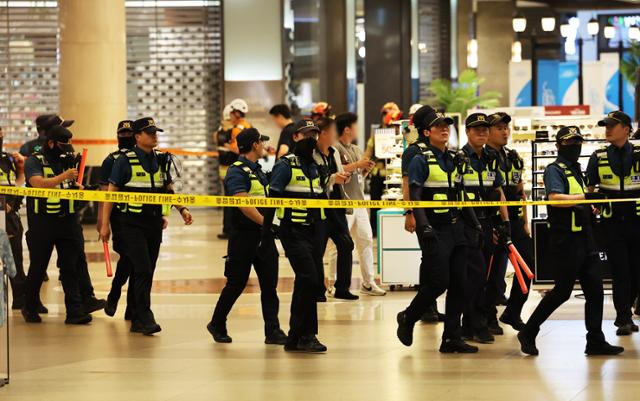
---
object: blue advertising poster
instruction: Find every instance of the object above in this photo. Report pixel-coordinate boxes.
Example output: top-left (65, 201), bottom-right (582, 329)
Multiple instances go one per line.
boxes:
top-left (558, 62), bottom-right (578, 105)
top-left (516, 81), bottom-right (532, 107)
top-left (537, 60), bottom-right (560, 106)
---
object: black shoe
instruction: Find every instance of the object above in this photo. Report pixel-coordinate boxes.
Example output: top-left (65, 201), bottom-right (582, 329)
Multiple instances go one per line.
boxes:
top-left (420, 305), bottom-right (439, 323)
top-left (65, 314), bottom-right (92, 325)
top-left (104, 299), bottom-right (117, 317)
top-left (11, 295), bottom-right (25, 310)
top-left (396, 311), bottom-right (415, 347)
top-left (21, 308), bottom-right (42, 323)
top-left (217, 232), bottom-right (229, 240)
top-left (333, 289), bottom-right (359, 300)
top-left (284, 336), bottom-right (327, 353)
top-left (37, 303), bottom-right (48, 314)
top-left (130, 320), bottom-right (144, 333)
top-left (83, 297), bottom-right (107, 314)
top-left (631, 323), bottom-right (639, 332)
top-left (141, 321), bottom-right (162, 336)
top-left (517, 331), bottom-right (539, 356)
top-left (488, 320), bottom-right (504, 336)
top-left (206, 322), bottom-right (232, 343)
top-left (616, 324), bottom-right (633, 336)
top-left (500, 311), bottom-right (526, 331)
top-left (317, 295), bottom-right (327, 302)
top-left (462, 325), bottom-right (474, 341)
top-left (124, 305), bottom-right (133, 321)
top-left (585, 341), bottom-right (624, 356)
top-left (265, 329), bottom-right (288, 345)
top-left (473, 329), bottom-right (495, 344)
top-left (439, 338), bottom-right (479, 353)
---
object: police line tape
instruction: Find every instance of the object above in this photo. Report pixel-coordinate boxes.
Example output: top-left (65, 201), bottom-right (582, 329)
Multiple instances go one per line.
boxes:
top-left (0, 185), bottom-right (638, 209)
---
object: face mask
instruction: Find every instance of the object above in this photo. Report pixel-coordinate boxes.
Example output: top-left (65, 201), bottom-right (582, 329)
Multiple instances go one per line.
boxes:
top-left (118, 135), bottom-right (136, 150)
top-left (558, 144), bottom-right (582, 163)
top-left (294, 137), bottom-right (317, 158)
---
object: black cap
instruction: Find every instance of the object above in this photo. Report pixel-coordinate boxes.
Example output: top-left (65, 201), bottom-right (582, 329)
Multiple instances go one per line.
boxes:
top-left (46, 125), bottom-right (73, 143)
top-left (35, 114), bottom-right (55, 130)
top-left (556, 126), bottom-right (584, 142)
top-left (41, 115), bottom-right (74, 133)
top-left (489, 112), bottom-right (512, 126)
top-left (294, 119), bottom-right (320, 134)
top-left (424, 111), bottom-right (454, 129)
top-left (117, 120), bottom-right (134, 134)
top-left (412, 105), bottom-right (436, 132)
top-left (597, 110), bottom-right (632, 128)
top-left (237, 128), bottom-right (269, 153)
top-left (132, 117), bottom-right (164, 133)
top-left (465, 113), bottom-right (491, 128)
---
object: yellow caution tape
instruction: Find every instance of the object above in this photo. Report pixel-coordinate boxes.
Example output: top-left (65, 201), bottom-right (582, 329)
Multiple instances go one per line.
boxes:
top-left (0, 185), bottom-right (638, 209)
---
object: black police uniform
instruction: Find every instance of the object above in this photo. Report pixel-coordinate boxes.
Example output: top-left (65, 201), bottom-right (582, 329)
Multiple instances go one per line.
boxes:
top-left (398, 142), bottom-right (473, 351)
top-left (484, 143), bottom-right (533, 329)
top-left (209, 155), bottom-right (283, 341)
top-left (267, 149), bottom-right (327, 351)
top-left (317, 147), bottom-right (354, 298)
top-left (586, 135), bottom-right (640, 332)
top-left (519, 149), bottom-right (609, 352)
top-left (460, 142), bottom-right (505, 341)
top-left (22, 127), bottom-right (89, 323)
top-left (101, 146), bottom-right (134, 319)
top-left (0, 152), bottom-right (26, 309)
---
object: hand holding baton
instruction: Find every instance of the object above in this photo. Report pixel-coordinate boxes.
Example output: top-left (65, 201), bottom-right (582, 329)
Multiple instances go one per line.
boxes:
top-left (76, 148), bottom-right (88, 186)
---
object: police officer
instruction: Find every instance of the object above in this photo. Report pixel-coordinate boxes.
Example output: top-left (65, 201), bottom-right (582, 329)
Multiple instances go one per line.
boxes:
top-left (517, 126), bottom-right (623, 356)
top-left (19, 114), bottom-right (62, 157)
top-left (0, 126), bottom-right (27, 309)
top-left (400, 105), bottom-right (444, 323)
top-left (100, 117), bottom-right (193, 335)
top-left (484, 112), bottom-right (533, 333)
top-left (263, 119), bottom-right (328, 353)
top-left (22, 125), bottom-right (91, 324)
top-left (586, 111), bottom-right (640, 336)
top-left (396, 110), bottom-right (478, 353)
top-left (99, 120), bottom-right (136, 319)
top-left (459, 113), bottom-right (511, 344)
top-left (207, 128), bottom-right (287, 345)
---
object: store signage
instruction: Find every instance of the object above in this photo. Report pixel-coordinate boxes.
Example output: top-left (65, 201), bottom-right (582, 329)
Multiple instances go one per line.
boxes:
top-left (544, 105), bottom-right (590, 116)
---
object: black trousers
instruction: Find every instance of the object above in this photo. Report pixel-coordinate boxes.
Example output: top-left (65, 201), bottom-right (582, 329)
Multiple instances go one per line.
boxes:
top-left (118, 215), bottom-right (163, 324)
top-left (522, 229), bottom-right (605, 344)
top-left (280, 221), bottom-right (325, 342)
top-left (485, 217), bottom-right (533, 320)
top-left (369, 174), bottom-right (384, 236)
top-left (404, 220), bottom-right (468, 340)
top-left (107, 212), bottom-right (134, 310)
top-left (6, 210), bottom-right (26, 301)
top-left (321, 209), bottom-right (354, 291)
top-left (601, 219), bottom-right (640, 326)
top-left (24, 215), bottom-right (84, 316)
top-left (462, 218), bottom-right (494, 332)
top-left (211, 229), bottom-right (280, 335)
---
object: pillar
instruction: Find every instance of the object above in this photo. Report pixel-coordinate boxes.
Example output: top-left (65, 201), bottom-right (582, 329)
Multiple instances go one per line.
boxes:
top-left (58, 0), bottom-right (127, 166)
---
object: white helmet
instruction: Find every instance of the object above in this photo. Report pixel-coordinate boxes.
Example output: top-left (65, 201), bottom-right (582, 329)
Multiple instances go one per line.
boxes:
top-left (228, 98), bottom-right (249, 114)
top-left (409, 103), bottom-right (423, 116)
top-left (222, 104), bottom-right (232, 121)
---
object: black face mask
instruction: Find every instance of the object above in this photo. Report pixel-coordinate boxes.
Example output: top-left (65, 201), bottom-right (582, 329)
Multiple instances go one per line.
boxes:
top-left (118, 135), bottom-right (136, 150)
top-left (294, 137), bottom-right (317, 159)
top-left (46, 142), bottom-right (74, 159)
top-left (558, 144), bottom-right (582, 164)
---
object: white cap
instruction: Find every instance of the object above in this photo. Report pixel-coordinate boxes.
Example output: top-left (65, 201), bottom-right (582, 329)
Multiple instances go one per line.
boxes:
top-left (228, 98), bottom-right (249, 114)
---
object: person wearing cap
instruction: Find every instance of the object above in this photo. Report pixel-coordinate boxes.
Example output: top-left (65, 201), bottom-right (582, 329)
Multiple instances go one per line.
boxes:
top-left (19, 114), bottom-right (71, 157)
top-left (100, 117), bottom-right (193, 335)
top-left (21, 124), bottom-right (92, 324)
top-left (458, 112), bottom-right (510, 345)
top-left (586, 110), bottom-right (640, 336)
top-left (206, 128), bottom-right (287, 345)
top-left (483, 112), bottom-right (533, 333)
top-left (98, 120), bottom-right (136, 319)
top-left (313, 117), bottom-right (358, 301)
top-left (0, 125), bottom-right (27, 310)
top-left (517, 126), bottom-right (623, 356)
top-left (262, 119), bottom-right (329, 353)
top-left (400, 105), bottom-right (444, 322)
top-left (396, 110), bottom-right (479, 354)
top-left (218, 99), bottom-right (253, 240)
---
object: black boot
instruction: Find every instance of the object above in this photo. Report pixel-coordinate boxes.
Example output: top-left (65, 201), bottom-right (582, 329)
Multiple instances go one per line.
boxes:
top-left (396, 311), bottom-right (415, 347)
top-left (500, 310), bottom-right (526, 331)
top-left (517, 331), bottom-right (539, 356)
top-left (265, 328), bottom-right (288, 345)
top-left (83, 296), bottom-right (107, 314)
top-left (585, 341), bottom-right (624, 356)
top-left (206, 322), bottom-right (232, 343)
top-left (21, 308), bottom-right (42, 323)
top-left (439, 338), bottom-right (479, 353)
top-left (65, 313), bottom-right (92, 325)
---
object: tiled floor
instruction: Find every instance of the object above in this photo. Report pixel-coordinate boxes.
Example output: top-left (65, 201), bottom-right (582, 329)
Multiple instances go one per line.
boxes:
top-left (0, 209), bottom-right (638, 401)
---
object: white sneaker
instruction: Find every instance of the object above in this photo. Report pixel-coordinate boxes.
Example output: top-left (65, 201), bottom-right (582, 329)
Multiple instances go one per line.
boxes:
top-left (326, 286), bottom-right (336, 299)
top-left (361, 282), bottom-right (386, 296)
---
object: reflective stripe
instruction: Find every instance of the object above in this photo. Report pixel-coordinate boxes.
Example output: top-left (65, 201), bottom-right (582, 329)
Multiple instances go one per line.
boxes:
top-left (120, 150), bottom-right (170, 216)
top-left (29, 154), bottom-right (75, 215)
top-left (277, 154), bottom-right (325, 224)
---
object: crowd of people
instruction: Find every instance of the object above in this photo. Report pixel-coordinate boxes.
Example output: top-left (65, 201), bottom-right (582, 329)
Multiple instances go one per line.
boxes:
top-left (1, 100), bottom-right (638, 355)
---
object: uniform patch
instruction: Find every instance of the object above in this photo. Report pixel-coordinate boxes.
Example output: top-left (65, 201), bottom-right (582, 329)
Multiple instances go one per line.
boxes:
top-left (512, 172), bottom-right (521, 183)
top-left (296, 176), bottom-right (306, 181)
top-left (631, 175), bottom-right (640, 183)
top-left (603, 174), bottom-right (613, 179)
top-left (136, 172), bottom-right (146, 177)
top-left (486, 171), bottom-right (496, 180)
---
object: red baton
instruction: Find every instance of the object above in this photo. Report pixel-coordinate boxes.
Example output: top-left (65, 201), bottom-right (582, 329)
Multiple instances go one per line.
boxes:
top-left (103, 241), bottom-right (113, 277)
top-left (509, 243), bottom-right (534, 279)
top-left (508, 252), bottom-right (528, 295)
top-left (76, 148), bottom-right (88, 186)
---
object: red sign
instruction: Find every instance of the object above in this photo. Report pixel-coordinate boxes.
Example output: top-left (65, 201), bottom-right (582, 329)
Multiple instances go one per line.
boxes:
top-left (544, 105), bottom-right (590, 116)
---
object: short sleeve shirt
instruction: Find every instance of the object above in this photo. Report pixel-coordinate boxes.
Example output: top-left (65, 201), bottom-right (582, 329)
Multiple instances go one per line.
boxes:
top-left (109, 147), bottom-right (172, 188)
top-left (408, 145), bottom-right (455, 187)
top-left (586, 142), bottom-right (633, 187)
top-left (276, 123), bottom-right (296, 159)
top-left (224, 157), bottom-right (265, 196)
top-left (401, 138), bottom-right (428, 177)
top-left (462, 144), bottom-right (505, 188)
top-left (269, 156), bottom-right (320, 195)
top-left (544, 156), bottom-right (585, 196)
